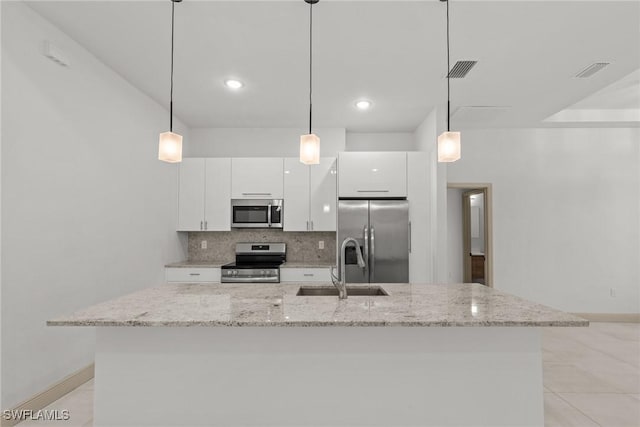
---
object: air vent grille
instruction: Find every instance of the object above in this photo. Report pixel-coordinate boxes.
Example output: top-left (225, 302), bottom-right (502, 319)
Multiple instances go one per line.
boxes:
top-left (575, 62), bottom-right (610, 78)
top-left (448, 60), bottom-right (477, 78)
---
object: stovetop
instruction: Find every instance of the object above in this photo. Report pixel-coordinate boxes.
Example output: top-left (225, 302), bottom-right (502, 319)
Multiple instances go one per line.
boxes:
top-left (221, 242), bottom-right (286, 283)
top-left (222, 262), bottom-right (283, 270)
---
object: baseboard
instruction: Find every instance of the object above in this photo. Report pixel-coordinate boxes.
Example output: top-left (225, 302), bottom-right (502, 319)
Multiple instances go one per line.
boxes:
top-left (572, 313), bottom-right (640, 323)
top-left (1, 363), bottom-right (94, 427)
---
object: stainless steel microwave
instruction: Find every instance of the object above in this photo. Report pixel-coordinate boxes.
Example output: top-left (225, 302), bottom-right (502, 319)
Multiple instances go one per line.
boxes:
top-left (231, 199), bottom-right (283, 228)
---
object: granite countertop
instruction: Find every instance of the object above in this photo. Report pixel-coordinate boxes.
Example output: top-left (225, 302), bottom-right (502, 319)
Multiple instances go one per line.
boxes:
top-left (47, 283), bottom-right (587, 328)
top-left (281, 262), bottom-right (334, 269)
top-left (165, 260), bottom-right (334, 269)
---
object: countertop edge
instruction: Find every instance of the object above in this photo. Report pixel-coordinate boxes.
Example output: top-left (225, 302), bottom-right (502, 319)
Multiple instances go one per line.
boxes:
top-left (47, 320), bottom-right (589, 328)
top-left (165, 261), bottom-right (334, 269)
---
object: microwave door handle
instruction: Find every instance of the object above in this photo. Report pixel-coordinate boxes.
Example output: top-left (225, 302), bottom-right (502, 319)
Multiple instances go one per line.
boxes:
top-left (267, 203), bottom-right (272, 227)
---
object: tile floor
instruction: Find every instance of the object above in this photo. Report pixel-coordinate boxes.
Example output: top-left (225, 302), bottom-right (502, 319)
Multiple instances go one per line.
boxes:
top-left (15, 322), bottom-right (640, 427)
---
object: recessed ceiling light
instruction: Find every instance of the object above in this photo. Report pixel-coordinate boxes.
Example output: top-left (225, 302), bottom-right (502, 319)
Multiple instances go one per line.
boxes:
top-left (224, 79), bottom-right (244, 90)
top-left (355, 100), bottom-right (372, 110)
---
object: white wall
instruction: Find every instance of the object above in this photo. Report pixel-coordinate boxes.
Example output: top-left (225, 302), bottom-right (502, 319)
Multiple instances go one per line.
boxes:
top-left (186, 128), bottom-right (346, 158)
top-left (1, 3), bottom-right (186, 408)
top-left (412, 109), bottom-right (438, 283)
top-left (447, 128), bottom-right (640, 313)
top-left (346, 132), bottom-right (415, 152)
top-left (414, 106), bottom-right (449, 283)
top-left (447, 188), bottom-right (464, 283)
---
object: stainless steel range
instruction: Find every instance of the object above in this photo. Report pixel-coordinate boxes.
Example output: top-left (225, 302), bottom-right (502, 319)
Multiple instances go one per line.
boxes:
top-left (221, 243), bottom-right (286, 283)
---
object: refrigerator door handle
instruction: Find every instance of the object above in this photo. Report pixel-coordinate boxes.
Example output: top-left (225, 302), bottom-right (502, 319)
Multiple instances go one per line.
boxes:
top-left (370, 226), bottom-right (375, 281)
top-left (363, 226), bottom-right (369, 270)
top-left (409, 221), bottom-right (412, 253)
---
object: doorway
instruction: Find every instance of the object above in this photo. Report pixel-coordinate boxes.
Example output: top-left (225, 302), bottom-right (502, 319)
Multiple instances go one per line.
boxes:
top-left (447, 183), bottom-right (493, 287)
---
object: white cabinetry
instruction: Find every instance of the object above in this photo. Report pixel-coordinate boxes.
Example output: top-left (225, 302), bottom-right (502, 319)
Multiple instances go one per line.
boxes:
top-left (283, 159), bottom-right (309, 231)
top-left (165, 268), bottom-right (221, 283)
top-left (178, 158), bottom-right (231, 231)
top-left (338, 152), bottom-right (407, 198)
top-left (283, 158), bottom-right (336, 231)
top-left (231, 158), bottom-right (284, 199)
top-left (310, 158), bottom-right (337, 231)
top-left (408, 152), bottom-right (429, 283)
top-left (280, 268), bottom-right (331, 282)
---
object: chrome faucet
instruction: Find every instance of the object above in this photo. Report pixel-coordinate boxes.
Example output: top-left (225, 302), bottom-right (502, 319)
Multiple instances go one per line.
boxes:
top-left (330, 237), bottom-right (366, 299)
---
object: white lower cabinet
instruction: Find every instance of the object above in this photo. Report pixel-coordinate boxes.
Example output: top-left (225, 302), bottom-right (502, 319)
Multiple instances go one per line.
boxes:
top-left (280, 268), bottom-right (331, 282)
top-left (165, 268), bottom-right (221, 283)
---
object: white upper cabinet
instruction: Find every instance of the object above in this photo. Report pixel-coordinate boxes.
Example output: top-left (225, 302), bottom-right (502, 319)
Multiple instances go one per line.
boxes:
top-left (338, 152), bottom-right (407, 198)
top-left (177, 158), bottom-right (231, 231)
top-left (178, 158), bottom-right (206, 231)
top-left (283, 157), bottom-right (337, 232)
top-left (309, 158), bottom-right (337, 231)
top-left (283, 158), bottom-right (310, 231)
top-left (231, 158), bottom-right (284, 199)
top-left (204, 158), bottom-right (231, 231)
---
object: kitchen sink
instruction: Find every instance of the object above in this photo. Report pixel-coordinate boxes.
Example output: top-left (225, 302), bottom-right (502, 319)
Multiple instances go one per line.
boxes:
top-left (296, 286), bottom-right (389, 297)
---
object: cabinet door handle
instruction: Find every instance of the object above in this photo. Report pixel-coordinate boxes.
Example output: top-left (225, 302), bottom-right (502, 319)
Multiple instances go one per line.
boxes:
top-left (200, 221), bottom-right (203, 230)
top-left (303, 273), bottom-right (314, 277)
top-left (306, 221), bottom-right (309, 231)
top-left (311, 221), bottom-right (314, 231)
top-left (357, 190), bottom-right (389, 193)
top-left (189, 273), bottom-right (201, 276)
top-left (204, 221), bottom-right (208, 230)
top-left (409, 221), bottom-right (412, 253)
top-left (242, 192), bottom-right (272, 196)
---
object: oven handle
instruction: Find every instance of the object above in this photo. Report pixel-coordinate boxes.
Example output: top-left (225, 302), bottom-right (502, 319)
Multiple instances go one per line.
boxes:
top-left (221, 276), bottom-right (280, 283)
top-left (267, 203), bottom-right (272, 227)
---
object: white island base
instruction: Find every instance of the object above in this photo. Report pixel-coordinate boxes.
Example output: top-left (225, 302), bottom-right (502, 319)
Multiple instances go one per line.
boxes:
top-left (94, 327), bottom-right (543, 426)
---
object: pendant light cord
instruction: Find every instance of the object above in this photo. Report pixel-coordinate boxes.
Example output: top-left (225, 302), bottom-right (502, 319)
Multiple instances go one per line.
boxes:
top-left (308, 2), bottom-right (313, 135)
top-left (445, 0), bottom-right (450, 132)
top-left (170, 0), bottom-right (176, 132)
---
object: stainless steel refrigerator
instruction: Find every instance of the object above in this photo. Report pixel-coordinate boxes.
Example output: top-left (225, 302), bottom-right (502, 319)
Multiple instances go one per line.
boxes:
top-left (338, 200), bottom-right (409, 283)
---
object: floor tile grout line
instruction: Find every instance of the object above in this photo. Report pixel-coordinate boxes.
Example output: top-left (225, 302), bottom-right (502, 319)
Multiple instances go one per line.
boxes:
top-left (551, 391), bottom-right (604, 427)
top-left (544, 336), bottom-right (640, 373)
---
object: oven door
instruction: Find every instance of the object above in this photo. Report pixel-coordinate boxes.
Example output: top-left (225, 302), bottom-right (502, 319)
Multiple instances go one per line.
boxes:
top-left (231, 199), bottom-right (283, 228)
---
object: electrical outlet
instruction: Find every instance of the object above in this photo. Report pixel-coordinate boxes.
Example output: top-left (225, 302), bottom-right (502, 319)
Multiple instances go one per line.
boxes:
top-left (610, 288), bottom-right (616, 297)
top-left (318, 241), bottom-right (324, 250)
top-left (201, 240), bottom-right (207, 250)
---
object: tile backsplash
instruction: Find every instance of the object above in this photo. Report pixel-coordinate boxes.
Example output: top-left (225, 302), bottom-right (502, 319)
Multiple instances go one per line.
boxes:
top-left (188, 231), bottom-right (336, 263)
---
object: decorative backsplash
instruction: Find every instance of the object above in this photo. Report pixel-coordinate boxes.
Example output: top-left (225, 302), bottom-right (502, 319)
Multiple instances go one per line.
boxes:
top-left (188, 231), bottom-right (336, 263)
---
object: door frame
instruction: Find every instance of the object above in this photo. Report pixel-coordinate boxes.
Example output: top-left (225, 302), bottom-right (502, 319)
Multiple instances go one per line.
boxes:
top-left (447, 183), bottom-right (494, 288)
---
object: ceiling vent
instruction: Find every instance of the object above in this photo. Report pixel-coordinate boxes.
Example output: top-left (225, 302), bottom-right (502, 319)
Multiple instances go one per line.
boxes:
top-left (447, 60), bottom-right (477, 78)
top-left (575, 62), bottom-right (610, 78)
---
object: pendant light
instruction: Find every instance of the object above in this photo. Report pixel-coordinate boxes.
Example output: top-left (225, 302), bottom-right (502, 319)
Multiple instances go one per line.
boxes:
top-left (300, 0), bottom-right (320, 165)
top-left (158, 0), bottom-right (183, 163)
top-left (438, 0), bottom-right (461, 163)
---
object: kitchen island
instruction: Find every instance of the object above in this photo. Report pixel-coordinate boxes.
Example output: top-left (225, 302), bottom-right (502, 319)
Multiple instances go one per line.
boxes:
top-left (49, 283), bottom-right (587, 426)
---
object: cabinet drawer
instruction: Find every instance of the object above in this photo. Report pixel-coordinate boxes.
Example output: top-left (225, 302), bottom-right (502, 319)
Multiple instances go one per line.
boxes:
top-left (165, 268), bottom-right (221, 283)
top-left (280, 268), bottom-right (331, 282)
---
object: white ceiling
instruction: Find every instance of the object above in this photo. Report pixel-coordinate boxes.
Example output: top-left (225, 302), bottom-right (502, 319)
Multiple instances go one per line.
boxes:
top-left (26, 1), bottom-right (640, 132)
top-left (545, 68), bottom-right (640, 124)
